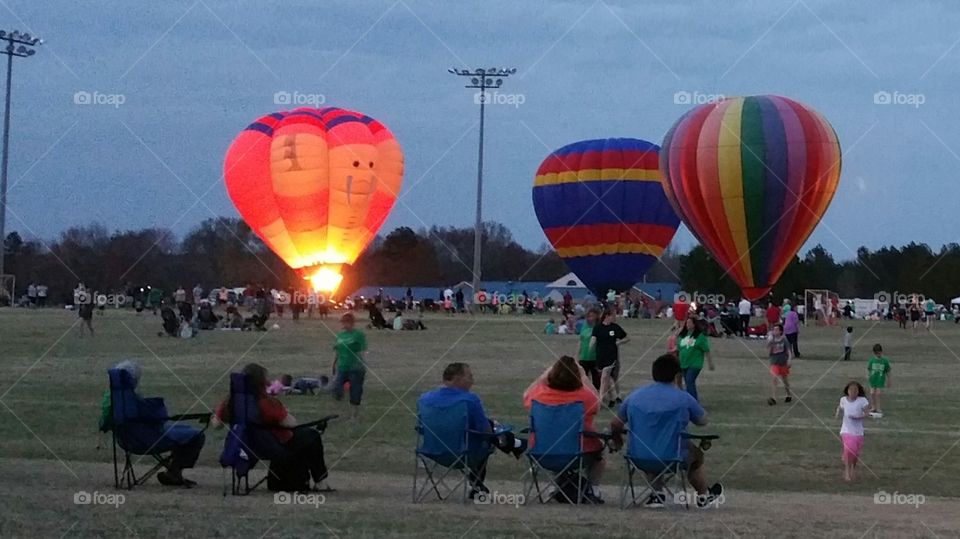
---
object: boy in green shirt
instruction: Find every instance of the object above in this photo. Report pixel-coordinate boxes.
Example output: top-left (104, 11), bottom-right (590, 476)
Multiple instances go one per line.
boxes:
top-left (578, 310), bottom-right (599, 389)
top-left (866, 343), bottom-right (892, 417)
top-left (333, 313), bottom-right (368, 418)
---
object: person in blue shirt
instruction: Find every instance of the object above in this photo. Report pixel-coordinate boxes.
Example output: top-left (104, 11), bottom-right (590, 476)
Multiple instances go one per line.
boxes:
top-left (609, 354), bottom-right (723, 508)
top-left (417, 362), bottom-right (525, 497)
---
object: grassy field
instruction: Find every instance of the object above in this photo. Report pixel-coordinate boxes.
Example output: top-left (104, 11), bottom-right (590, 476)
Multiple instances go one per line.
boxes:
top-left (1, 308), bottom-right (959, 538)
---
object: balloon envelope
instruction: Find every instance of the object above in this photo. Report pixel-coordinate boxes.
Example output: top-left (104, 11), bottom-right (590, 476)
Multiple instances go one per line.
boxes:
top-left (224, 107), bottom-right (403, 292)
top-left (660, 95), bottom-right (841, 300)
top-left (533, 138), bottom-right (680, 294)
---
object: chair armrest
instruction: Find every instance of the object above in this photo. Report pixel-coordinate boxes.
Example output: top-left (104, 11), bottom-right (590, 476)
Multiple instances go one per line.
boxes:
top-left (168, 413), bottom-right (212, 423)
top-left (297, 415), bottom-right (339, 429)
top-left (584, 431), bottom-right (613, 440)
top-left (519, 427), bottom-right (531, 434)
top-left (681, 433), bottom-right (719, 441)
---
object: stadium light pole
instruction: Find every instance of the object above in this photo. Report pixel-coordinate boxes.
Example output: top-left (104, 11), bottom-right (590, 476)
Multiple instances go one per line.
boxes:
top-left (447, 67), bottom-right (516, 303)
top-left (0, 30), bottom-right (41, 277)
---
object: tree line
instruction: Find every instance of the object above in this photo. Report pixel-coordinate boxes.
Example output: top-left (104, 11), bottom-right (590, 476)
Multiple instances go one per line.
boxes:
top-left (4, 219), bottom-right (959, 303)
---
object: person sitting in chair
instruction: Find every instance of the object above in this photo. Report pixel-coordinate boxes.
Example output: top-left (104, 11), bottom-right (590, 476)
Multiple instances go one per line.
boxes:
top-left (609, 354), bottom-right (723, 508)
top-left (523, 355), bottom-right (605, 503)
top-left (196, 301), bottom-right (220, 330)
top-left (417, 362), bottom-right (526, 498)
top-left (98, 360), bottom-right (206, 487)
top-left (213, 363), bottom-right (331, 491)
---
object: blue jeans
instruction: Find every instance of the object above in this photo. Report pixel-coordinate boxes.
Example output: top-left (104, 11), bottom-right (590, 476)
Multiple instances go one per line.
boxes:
top-left (683, 367), bottom-right (702, 402)
top-left (333, 369), bottom-right (365, 405)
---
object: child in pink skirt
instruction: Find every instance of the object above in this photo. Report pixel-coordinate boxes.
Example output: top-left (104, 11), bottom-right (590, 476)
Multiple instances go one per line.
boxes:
top-left (835, 381), bottom-right (871, 481)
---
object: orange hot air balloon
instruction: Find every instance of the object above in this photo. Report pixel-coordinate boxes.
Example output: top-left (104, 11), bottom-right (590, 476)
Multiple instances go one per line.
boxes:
top-left (224, 107), bottom-right (403, 293)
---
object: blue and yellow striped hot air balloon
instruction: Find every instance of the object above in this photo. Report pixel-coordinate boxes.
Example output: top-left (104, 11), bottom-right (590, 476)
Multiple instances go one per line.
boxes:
top-left (532, 138), bottom-right (680, 295)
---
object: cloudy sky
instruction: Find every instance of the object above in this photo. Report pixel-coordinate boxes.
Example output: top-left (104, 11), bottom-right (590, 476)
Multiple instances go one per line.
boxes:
top-left (4, 0), bottom-right (958, 260)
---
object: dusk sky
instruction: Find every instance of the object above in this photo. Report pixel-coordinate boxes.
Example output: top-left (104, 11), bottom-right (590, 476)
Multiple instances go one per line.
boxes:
top-left (5, 0), bottom-right (959, 260)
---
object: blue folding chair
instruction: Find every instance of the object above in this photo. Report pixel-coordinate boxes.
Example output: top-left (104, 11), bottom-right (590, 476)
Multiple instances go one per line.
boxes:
top-left (103, 368), bottom-right (210, 490)
top-left (220, 372), bottom-right (336, 495)
top-left (413, 400), bottom-right (498, 503)
top-left (619, 405), bottom-right (717, 509)
top-left (523, 401), bottom-right (608, 505)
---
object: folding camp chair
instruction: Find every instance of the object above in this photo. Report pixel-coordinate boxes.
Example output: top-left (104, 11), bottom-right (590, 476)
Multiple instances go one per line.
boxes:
top-left (619, 405), bottom-right (718, 509)
top-left (105, 368), bottom-right (211, 490)
top-left (412, 400), bottom-right (499, 503)
top-left (220, 372), bottom-right (337, 495)
top-left (522, 401), bottom-right (609, 505)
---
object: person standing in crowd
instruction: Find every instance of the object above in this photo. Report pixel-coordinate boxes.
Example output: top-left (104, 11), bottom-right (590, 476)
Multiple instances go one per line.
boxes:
top-left (924, 297), bottom-right (936, 329)
top-left (332, 313), bottom-right (368, 419)
top-left (455, 288), bottom-right (465, 313)
top-left (766, 301), bottom-right (781, 327)
top-left (578, 309), bottom-right (600, 389)
top-left (737, 297), bottom-right (752, 337)
top-left (563, 290), bottom-right (573, 313)
top-left (192, 284), bottom-right (203, 306)
top-left (677, 317), bottom-right (714, 402)
top-left (783, 306), bottom-right (801, 358)
top-left (27, 283), bottom-right (37, 307)
top-left (36, 283), bottom-right (48, 307)
top-left (590, 309), bottom-right (629, 407)
top-left (174, 285), bottom-right (187, 306)
top-left (78, 298), bottom-right (95, 337)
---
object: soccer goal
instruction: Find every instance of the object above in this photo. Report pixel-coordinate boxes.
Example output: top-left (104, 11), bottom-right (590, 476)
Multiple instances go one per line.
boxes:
top-left (804, 289), bottom-right (839, 326)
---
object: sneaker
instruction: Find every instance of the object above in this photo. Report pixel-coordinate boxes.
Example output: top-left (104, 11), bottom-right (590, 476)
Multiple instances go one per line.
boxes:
top-left (767, 398), bottom-right (776, 406)
top-left (643, 492), bottom-right (666, 508)
top-left (696, 483), bottom-right (724, 508)
top-left (784, 396), bottom-right (793, 403)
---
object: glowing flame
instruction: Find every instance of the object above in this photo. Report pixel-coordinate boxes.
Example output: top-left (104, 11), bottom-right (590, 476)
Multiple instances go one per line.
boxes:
top-left (306, 265), bottom-right (343, 294)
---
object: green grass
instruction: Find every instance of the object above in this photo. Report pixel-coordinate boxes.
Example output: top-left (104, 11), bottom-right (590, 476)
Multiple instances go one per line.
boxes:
top-left (1, 309), bottom-right (959, 538)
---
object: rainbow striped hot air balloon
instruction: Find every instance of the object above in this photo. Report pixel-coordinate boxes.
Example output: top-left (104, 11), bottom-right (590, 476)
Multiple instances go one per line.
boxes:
top-left (224, 107), bottom-right (403, 293)
top-left (660, 95), bottom-right (841, 301)
top-left (532, 138), bottom-right (680, 295)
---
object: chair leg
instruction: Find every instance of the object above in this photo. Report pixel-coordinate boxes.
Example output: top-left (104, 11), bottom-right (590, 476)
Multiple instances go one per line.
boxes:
top-left (112, 436), bottom-right (120, 489)
top-left (412, 452), bottom-right (419, 503)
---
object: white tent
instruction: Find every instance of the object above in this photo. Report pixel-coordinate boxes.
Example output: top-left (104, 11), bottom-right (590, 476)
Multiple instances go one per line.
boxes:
top-left (951, 296), bottom-right (960, 305)
top-left (546, 272), bottom-right (587, 290)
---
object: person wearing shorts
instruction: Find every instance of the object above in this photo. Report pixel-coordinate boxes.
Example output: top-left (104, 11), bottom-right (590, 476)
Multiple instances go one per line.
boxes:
top-left (766, 324), bottom-right (793, 405)
top-left (836, 381), bottom-right (870, 481)
top-left (866, 344), bottom-right (892, 416)
top-left (332, 313), bottom-right (367, 418)
top-left (590, 310), bottom-right (629, 407)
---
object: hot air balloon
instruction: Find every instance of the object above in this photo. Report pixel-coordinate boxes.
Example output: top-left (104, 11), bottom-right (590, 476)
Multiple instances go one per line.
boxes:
top-left (660, 95), bottom-right (841, 301)
top-left (532, 138), bottom-right (680, 295)
top-left (224, 107), bottom-right (403, 294)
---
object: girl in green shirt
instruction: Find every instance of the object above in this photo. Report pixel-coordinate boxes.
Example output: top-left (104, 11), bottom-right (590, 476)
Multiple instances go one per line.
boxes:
top-left (578, 309), bottom-right (600, 389)
top-left (677, 317), bottom-right (715, 402)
